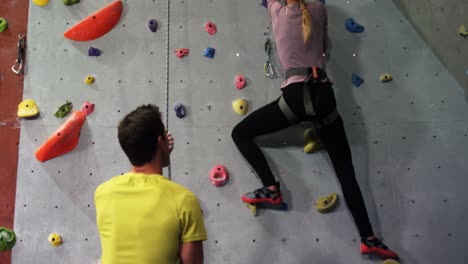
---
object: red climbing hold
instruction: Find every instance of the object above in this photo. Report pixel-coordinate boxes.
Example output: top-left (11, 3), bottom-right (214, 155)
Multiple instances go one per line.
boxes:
top-left (35, 110), bottom-right (86, 162)
top-left (205, 21), bottom-right (217, 35)
top-left (209, 165), bottom-right (229, 187)
top-left (64, 0), bottom-right (123, 41)
top-left (175, 48), bottom-right (189, 58)
top-left (81, 101), bottom-right (95, 116)
top-left (235, 75), bottom-right (246, 90)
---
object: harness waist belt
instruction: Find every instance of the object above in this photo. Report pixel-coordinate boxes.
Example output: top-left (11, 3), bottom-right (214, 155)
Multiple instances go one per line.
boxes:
top-left (285, 67), bottom-right (328, 81)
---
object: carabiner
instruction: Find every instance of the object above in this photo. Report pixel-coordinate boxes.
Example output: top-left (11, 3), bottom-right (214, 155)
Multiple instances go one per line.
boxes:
top-left (264, 38), bottom-right (276, 79)
top-left (264, 62), bottom-right (276, 79)
top-left (12, 35), bottom-right (26, 74)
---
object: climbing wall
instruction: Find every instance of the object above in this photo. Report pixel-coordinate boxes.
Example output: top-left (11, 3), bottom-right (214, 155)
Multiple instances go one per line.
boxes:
top-left (13, 0), bottom-right (468, 263)
top-left (392, 0), bottom-right (468, 93)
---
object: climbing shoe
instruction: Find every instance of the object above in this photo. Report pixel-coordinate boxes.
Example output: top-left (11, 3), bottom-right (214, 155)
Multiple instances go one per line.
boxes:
top-left (360, 237), bottom-right (399, 260)
top-left (242, 182), bottom-right (283, 205)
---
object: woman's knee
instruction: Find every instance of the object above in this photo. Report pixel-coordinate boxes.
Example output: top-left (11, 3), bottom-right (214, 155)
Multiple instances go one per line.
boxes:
top-left (231, 123), bottom-right (246, 142)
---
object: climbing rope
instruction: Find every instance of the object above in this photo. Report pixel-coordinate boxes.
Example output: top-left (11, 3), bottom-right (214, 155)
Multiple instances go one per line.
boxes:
top-left (165, 0), bottom-right (172, 180)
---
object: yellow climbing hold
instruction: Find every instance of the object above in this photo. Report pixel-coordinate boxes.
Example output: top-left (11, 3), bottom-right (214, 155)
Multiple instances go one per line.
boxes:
top-left (459, 24), bottom-right (468, 38)
top-left (84, 75), bottom-right (95, 85)
top-left (380, 73), bottom-right (392, 83)
top-left (383, 259), bottom-right (400, 264)
top-left (32, 0), bottom-right (49, 6)
top-left (304, 128), bottom-right (322, 153)
top-left (48, 233), bottom-right (62, 247)
top-left (232, 98), bottom-right (249, 116)
top-left (244, 202), bottom-right (258, 216)
top-left (316, 193), bottom-right (338, 213)
top-left (17, 99), bottom-right (40, 118)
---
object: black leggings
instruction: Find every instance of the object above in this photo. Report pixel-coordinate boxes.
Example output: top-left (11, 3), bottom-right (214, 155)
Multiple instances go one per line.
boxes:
top-left (231, 80), bottom-right (374, 238)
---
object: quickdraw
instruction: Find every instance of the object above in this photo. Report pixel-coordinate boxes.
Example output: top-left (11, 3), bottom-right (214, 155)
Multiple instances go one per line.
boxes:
top-left (264, 38), bottom-right (276, 79)
top-left (11, 35), bottom-right (26, 74)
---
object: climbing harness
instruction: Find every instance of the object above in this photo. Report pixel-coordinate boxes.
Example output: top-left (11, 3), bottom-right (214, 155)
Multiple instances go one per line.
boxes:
top-left (11, 35), bottom-right (26, 74)
top-left (278, 66), bottom-right (339, 128)
top-left (264, 38), bottom-right (276, 79)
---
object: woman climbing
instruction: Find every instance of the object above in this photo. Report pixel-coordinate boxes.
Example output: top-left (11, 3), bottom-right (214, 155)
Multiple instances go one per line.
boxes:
top-left (231, 0), bottom-right (399, 260)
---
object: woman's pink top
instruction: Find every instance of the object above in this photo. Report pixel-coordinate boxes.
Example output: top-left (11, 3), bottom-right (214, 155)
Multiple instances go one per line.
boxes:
top-left (268, 0), bottom-right (328, 87)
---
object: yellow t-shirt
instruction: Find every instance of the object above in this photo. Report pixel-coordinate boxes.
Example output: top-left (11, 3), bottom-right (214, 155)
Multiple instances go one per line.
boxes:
top-left (95, 172), bottom-right (207, 264)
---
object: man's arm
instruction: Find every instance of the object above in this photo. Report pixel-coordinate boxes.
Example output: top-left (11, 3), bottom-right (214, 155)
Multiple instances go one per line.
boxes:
top-left (180, 241), bottom-right (204, 264)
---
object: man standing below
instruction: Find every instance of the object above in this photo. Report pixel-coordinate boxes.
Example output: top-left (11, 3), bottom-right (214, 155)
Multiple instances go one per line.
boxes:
top-left (95, 104), bottom-right (207, 264)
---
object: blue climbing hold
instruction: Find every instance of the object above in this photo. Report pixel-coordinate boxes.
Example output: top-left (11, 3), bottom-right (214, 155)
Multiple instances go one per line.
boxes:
top-left (345, 18), bottom-right (365, 33)
top-left (204, 47), bottom-right (215, 59)
top-left (352, 74), bottom-right (364, 87)
top-left (88, 47), bottom-right (101, 57)
top-left (261, 0), bottom-right (267, 8)
top-left (319, 0), bottom-right (326, 4)
top-left (148, 19), bottom-right (158, 32)
top-left (174, 103), bottom-right (186, 118)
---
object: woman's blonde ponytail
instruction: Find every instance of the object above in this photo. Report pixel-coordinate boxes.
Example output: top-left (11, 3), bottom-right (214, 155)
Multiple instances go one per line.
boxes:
top-left (300, 0), bottom-right (312, 43)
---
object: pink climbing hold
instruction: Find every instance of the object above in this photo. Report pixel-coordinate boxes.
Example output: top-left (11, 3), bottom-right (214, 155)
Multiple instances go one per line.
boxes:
top-left (205, 21), bottom-right (217, 35)
top-left (235, 75), bottom-right (246, 90)
top-left (175, 48), bottom-right (189, 58)
top-left (209, 164), bottom-right (229, 187)
top-left (81, 101), bottom-right (95, 116)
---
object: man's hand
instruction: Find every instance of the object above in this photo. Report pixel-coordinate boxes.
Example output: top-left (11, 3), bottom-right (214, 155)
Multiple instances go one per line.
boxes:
top-left (167, 131), bottom-right (174, 153)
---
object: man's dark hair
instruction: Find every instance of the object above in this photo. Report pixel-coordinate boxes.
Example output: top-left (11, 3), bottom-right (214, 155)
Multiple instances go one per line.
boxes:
top-left (118, 104), bottom-right (165, 167)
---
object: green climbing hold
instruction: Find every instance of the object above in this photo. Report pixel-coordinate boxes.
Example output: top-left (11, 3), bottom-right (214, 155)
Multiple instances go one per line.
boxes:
top-left (0, 18), bottom-right (8, 33)
top-left (63, 0), bottom-right (80, 6)
top-left (0, 227), bottom-right (16, 252)
top-left (54, 101), bottom-right (73, 118)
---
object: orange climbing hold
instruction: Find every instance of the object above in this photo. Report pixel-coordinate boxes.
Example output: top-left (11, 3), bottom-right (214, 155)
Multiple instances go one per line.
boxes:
top-left (35, 111), bottom-right (86, 162)
top-left (64, 0), bottom-right (123, 41)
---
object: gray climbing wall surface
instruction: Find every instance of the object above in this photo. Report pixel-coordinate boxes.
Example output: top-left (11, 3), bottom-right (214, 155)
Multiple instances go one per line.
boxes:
top-left (12, 0), bottom-right (468, 263)
top-left (392, 0), bottom-right (468, 94)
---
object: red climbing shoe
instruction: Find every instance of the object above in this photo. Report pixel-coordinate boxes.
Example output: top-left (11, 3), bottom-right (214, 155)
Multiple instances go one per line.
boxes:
top-left (360, 237), bottom-right (399, 260)
top-left (242, 183), bottom-right (283, 205)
